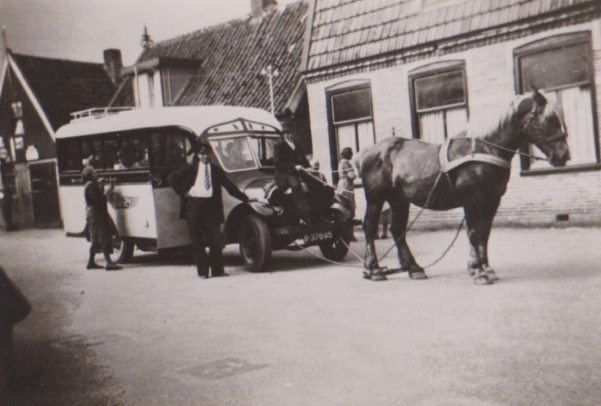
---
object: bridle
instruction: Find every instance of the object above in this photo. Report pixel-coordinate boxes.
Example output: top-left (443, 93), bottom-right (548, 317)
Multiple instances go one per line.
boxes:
top-left (478, 107), bottom-right (567, 162)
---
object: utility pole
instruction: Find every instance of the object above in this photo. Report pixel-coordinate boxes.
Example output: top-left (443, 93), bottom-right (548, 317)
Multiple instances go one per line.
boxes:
top-left (261, 65), bottom-right (279, 115)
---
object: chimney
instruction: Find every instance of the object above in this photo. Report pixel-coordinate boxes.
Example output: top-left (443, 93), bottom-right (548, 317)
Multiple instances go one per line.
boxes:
top-left (103, 49), bottom-right (123, 86)
top-left (251, 0), bottom-right (277, 19)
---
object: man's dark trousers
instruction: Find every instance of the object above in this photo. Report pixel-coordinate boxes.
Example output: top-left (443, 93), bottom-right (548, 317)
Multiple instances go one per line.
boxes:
top-left (185, 197), bottom-right (225, 277)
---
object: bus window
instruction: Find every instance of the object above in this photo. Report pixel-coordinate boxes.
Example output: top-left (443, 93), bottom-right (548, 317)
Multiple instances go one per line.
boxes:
top-left (58, 139), bottom-right (81, 172)
top-left (104, 132), bottom-right (148, 171)
top-left (249, 136), bottom-right (278, 167)
top-left (151, 131), bottom-right (190, 168)
top-left (210, 137), bottom-right (257, 172)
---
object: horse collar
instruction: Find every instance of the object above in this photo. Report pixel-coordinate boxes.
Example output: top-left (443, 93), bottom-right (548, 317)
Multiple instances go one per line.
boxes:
top-left (439, 138), bottom-right (511, 173)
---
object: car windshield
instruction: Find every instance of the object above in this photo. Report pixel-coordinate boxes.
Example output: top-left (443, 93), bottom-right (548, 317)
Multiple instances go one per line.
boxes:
top-left (248, 136), bottom-right (279, 167)
top-left (210, 137), bottom-right (257, 172)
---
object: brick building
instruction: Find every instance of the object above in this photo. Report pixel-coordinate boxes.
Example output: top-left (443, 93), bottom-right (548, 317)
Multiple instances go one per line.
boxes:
top-left (301, 0), bottom-right (601, 227)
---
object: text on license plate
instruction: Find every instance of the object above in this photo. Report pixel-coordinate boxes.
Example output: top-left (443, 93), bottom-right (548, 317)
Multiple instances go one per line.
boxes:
top-left (303, 231), bottom-right (333, 243)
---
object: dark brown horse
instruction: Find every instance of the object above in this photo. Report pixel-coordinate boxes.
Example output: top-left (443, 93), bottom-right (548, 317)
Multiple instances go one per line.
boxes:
top-left (356, 90), bottom-right (570, 285)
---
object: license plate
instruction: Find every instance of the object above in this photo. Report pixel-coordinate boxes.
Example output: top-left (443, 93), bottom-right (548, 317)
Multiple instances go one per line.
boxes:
top-left (303, 231), bottom-right (333, 243)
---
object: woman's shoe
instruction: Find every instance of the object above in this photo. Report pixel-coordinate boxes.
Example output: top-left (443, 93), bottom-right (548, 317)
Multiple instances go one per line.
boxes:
top-left (86, 263), bottom-right (103, 270)
top-left (105, 263), bottom-right (123, 271)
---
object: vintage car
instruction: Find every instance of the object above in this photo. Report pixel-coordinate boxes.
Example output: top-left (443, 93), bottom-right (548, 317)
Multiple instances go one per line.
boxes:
top-left (56, 106), bottom-right (352, 272)
top-left (200, 117), bottom-right (353, 272)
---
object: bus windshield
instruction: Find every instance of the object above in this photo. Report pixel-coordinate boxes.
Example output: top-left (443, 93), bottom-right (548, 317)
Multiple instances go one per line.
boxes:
top-left (209, 135), bottom-right (279, 172)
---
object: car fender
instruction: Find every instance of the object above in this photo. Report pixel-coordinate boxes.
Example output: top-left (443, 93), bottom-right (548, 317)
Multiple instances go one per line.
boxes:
top-left (248, 201), bottom-right (276, 217)
top-left (330, 202), bottom-right (351, 219)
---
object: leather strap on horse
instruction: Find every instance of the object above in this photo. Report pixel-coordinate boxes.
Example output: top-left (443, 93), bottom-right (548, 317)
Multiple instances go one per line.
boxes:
top-left (439, 138), bottom-right (510, 174)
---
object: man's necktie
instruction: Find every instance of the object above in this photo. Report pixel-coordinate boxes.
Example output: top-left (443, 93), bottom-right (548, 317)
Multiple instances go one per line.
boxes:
top-left (204, 164), bottom-right (211, 190)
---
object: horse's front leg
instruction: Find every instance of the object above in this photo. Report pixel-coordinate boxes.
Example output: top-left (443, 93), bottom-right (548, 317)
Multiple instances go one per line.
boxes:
top-left (363, 201), bottom-right (387, 281)
top-left (389, 199), bottom-right (427, 280)
top-left (464, 198), bottom-right (500, 285)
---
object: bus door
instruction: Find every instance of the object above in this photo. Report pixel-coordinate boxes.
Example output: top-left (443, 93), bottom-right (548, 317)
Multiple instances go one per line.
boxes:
top-left (149, 128), bottom-right (193, 250)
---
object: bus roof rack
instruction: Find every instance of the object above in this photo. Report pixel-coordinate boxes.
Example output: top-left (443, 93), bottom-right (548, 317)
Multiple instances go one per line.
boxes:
top-left (70, 107), bottom-right (133, 123)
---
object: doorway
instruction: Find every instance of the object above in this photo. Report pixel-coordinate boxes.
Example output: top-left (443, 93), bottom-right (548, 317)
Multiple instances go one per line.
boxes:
top-left (29, 162), bottom-right (61, 227)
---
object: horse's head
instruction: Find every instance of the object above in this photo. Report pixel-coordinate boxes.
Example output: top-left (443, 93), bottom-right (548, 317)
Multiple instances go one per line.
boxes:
top-left (517, 89), bottom-right (570, 167)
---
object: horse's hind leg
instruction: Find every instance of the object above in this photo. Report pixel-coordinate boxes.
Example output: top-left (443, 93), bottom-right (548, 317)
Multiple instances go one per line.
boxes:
top-left (363, 200), bottom-right (387, 281)
top-left (388, 198), bottom-right (427, 280)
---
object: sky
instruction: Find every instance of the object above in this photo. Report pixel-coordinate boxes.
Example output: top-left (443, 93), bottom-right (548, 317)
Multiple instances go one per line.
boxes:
top-left (0, 0), bottom-right (299, 66)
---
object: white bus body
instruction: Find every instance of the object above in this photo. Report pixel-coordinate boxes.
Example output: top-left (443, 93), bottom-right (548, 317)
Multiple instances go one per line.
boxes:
top-left (56, 106), bottom-right (281, 256)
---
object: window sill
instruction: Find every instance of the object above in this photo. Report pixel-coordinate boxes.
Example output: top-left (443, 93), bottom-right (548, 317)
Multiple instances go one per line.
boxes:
top-left (520, 163), bottom-right (601, 176)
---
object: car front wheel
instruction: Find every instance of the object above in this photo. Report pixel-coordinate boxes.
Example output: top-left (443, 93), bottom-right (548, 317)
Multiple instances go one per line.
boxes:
top-left (239, 215), bottom-right (272, 272)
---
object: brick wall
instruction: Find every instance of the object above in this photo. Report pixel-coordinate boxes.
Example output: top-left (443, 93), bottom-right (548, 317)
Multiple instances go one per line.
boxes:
top-left (307, 20), bottom-right (601, 228)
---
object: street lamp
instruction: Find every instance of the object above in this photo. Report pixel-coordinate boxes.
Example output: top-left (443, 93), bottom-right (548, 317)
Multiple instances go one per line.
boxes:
top-left (261, 65), bottom-right (279, 115)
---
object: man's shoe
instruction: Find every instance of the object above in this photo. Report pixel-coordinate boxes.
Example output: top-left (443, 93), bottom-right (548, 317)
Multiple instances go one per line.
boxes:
top-left (105, 263), bottom-right (122, 271)
top-left (199, 275), bottom-right (209, 279)
top-left (86, 263), bottom-right (103, 270)
top-left (212, 272), bottom-right (229, 277)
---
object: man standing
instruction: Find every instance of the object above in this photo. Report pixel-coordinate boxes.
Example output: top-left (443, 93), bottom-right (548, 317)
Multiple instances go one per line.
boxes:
top-left (273, 131), bottom-right (310, 221)
top-left (168, 142), bottom-right (250, 279)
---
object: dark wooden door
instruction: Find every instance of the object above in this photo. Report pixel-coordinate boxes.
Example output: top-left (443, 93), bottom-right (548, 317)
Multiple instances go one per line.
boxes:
top-left (30, 162), bottom-right (61, 226)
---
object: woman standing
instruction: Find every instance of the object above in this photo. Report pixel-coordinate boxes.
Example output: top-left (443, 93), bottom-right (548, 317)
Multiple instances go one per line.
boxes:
top-left (337, 147), bottom-right (358, 241)
top-left (82, 167), bottom-right (122, 270)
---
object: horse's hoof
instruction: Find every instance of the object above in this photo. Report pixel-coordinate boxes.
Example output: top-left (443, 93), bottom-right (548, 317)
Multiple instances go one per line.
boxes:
top-left (409, 271), bottom-right (428, 280)
top-left (486, 270), bottom-right (499, 282)
top-left (473, 275), bottom-right (493, 285)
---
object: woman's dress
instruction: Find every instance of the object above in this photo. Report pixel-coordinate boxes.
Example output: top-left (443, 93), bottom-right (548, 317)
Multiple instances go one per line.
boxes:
top-left (84, 181), bottom-right (118, 251)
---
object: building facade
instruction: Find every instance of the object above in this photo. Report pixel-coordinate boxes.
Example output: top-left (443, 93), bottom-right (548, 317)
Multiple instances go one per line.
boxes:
top-left (0, 51), bottom-right (117, 228)
top-left (302, 0), bottom-right (601, 227)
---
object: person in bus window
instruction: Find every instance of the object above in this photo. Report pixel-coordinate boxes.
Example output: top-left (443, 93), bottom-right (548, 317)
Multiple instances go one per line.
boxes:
top-left (168, 142), bottom-right (251, 279)
top-left (82, 167), bottom-right (122, 271)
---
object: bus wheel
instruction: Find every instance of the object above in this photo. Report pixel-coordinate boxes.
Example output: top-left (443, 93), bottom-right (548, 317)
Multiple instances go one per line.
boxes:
top-left (115, 240), bottom-right (135, 264)
top-left (239, 215), bottom-right (272, 272)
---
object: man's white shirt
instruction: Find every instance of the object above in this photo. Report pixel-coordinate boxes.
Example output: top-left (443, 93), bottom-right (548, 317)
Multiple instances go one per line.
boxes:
top-left (187, 163), bottom-right (213, 198)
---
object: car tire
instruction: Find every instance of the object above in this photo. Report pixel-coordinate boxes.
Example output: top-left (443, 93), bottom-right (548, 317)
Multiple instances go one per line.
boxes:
top-left (239, 215), bottom-right (272, 272)
top-left (319, 212), bottom-right (350, 262)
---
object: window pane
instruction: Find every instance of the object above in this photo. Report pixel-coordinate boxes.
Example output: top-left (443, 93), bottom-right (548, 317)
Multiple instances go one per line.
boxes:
top-left (521, 44), bottom-right (589, 91)
top-left (332, 89), bottom-right (372, 123)
top-left (356, 121), bottom-right (375, 152)
top-left (415, 70), bottom-right (465, 111)
top-left (336, 124), bottom-right (357, 156)
top-left (249, 136), bottom-right (278, 167)
top-left (445, 108), bottom-right (468, 138)
top-left (58, 140), bottom-right (80, 172)
top-left (210, 137), bottom-right (257, 172)
top-left (152, 131), bottom-right (188, 168)
top-left (419, 111), bottom-right (445, 143)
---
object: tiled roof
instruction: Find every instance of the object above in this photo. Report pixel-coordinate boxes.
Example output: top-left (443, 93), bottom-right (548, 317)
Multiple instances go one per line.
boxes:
top-left (304, 0), bottom-right (601, 72)
top-left (113, 1), bottom-right (308, 114)
top-left (11, 53), bottom-right (117, 130)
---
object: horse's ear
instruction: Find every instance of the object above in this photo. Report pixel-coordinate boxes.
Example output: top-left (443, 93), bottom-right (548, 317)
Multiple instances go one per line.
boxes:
top-left (531, 86), bottom-right (547, 108)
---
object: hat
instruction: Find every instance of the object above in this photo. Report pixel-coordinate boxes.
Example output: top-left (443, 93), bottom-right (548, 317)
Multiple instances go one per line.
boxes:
top-left (188, 140), bottom-right (211, 156)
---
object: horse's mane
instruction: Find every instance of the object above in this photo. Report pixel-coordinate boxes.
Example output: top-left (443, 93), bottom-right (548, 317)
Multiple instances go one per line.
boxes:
top-left (465, 93), bottom-right (531, 139)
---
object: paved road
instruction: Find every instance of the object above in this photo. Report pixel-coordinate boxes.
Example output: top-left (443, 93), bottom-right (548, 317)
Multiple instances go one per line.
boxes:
top-left (1, 227), bottom-right (600, 406)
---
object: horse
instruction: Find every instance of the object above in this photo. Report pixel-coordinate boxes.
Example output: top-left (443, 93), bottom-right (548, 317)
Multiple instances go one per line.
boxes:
top-left (355, 89), bottom-right (570, 285)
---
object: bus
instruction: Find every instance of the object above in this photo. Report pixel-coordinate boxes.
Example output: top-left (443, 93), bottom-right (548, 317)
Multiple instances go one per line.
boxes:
top-left (56, 106), bottom-right (282, 262)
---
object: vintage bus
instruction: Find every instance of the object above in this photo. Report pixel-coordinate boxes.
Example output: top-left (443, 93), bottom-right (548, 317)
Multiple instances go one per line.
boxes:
top-left (56, 106), bottom-right (282, 263)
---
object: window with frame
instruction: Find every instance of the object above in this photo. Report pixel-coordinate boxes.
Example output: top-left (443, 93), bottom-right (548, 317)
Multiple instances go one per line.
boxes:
top-left (515, 32), bottom-right (598, 170)
top-left (328, 82), bottom-right (375, 168)
top-left (410, 61), bottom-right (468, 143)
